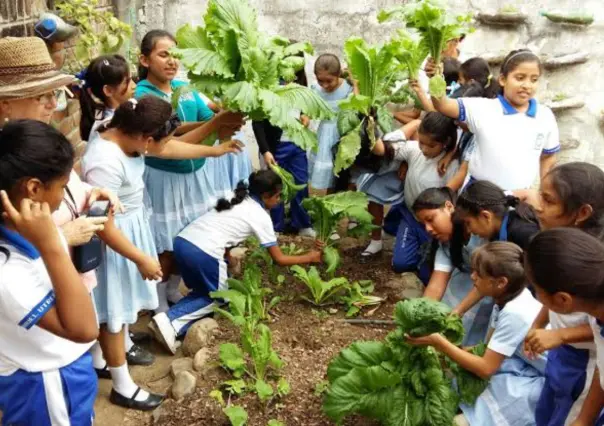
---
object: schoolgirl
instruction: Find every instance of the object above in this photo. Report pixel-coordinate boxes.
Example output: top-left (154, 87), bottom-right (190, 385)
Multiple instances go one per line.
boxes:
top-left (308, 53), bottom-right (353, 192)
top-left (371, 112), bottom-right (460, 282)
top-left (150, 170), bottom-right (323, 354)
top-left (136, 29), bottom-right (246, 314)
top-left (525, 229), bottom-right (604, 426)
top-left (412, 187), bottom-right (493, 346)
top-left (81, 96), bottom-right (242, 409)
top-left (523, 162), bottom-right (604, 426)
top-left (407, 241), bottom-right (546, 426)
top-left (0, 120), bottom-right (99, 425)
top-left (432, 49), bottom-right (560, 192)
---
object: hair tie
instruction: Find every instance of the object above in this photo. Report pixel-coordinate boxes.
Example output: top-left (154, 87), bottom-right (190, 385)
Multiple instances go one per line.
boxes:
top-left (129, 98), bottom-right (138, 109)
top-left (102, 59), bottom-right (110, 66)
top-left (502, 50), bottom-right (535, 70)
top-left (484, 74), bottom-right (493, 88)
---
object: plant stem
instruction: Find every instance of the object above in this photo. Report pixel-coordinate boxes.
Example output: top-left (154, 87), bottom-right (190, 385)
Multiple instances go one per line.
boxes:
top-left (340, 319), bottom-right (397, 326)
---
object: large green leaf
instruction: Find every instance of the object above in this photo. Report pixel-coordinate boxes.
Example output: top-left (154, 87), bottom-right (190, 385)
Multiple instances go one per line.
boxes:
top-left (272, 84), bottom-right (333, 120)
top-left (270, 164), bottom-right (306, 203)
top-left (334, 123), bottom-right (363, 176)
top-left (339, 94), bottom-right (372, 116)
top-left (344, 38), bottom-right (373, 100)
top-left (284, 41), bottom-right (314, 56)
top-left (173, 24), bottom-right (235, 78)
top-left (223, 81), bottom-right (260, 113)
top-left (337, 109), bottom-right (362, 136)
top-left (219, 343), bottom-right (246, 377)
top-left (327, 341), bottom-right (394, 382)
top-left (323, 246), bottom-right (341, 276)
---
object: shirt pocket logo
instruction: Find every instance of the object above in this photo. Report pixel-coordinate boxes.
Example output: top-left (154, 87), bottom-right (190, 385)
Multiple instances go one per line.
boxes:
top-left (534, 133), bottom-right (545, 150)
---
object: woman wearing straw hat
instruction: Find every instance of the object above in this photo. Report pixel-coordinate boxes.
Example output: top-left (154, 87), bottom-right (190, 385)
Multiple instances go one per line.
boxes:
top-left (0, 37), bottom-right (166, 411)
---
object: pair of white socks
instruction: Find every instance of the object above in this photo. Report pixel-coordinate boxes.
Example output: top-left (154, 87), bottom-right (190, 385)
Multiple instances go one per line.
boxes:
top-left (156, 275), bottom-right (184, 314)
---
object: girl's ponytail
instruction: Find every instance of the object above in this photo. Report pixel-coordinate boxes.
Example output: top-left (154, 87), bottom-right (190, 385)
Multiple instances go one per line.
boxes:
top-left (105, 96), bottom-right (175, 140)
top-left (216, 181), bottom-right (249, 212)
top-left (215, 170), bottom-right (283, 213)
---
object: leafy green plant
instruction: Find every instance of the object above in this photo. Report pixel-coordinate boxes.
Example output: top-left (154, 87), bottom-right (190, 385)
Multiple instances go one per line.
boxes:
top-left (173, 0), bottom-right (334, 152)
top-left (379, 0), bottom-right (473, 98)
top-left (56, 0), bottom-right (133, 69)
top-left (245, 242), bottom-right (278, 282)
top-left (323, 297), bottom-right (486, 425)
top-left (280, 242), bottom-right (305, 256)
top-left (210, 389), bottom-right (248, 426)
top-left (291, 266), bottom-right (350, 306)
top-left (446, 343), bottom-right (489, 404)
top-left (341, 280), bottom-right (384, 317)
top-left (271, 164), bottom-right (306, 203)
top-left (302, 191), bottom-right (375, 275)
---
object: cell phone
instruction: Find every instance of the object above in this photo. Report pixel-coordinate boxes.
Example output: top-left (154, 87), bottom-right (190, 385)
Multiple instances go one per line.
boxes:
top-left (87, 200), bottom-right (110, 217)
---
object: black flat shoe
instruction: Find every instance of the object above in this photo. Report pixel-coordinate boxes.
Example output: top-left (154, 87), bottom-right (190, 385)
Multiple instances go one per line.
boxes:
top-left (109, 388), bottom-right (164, 411)
top-left (129, 331), bottom-right (152, 344)
top-left (95, 365), bottom-right (111, 380)
top-left (126, 344), bottom-right (155, 366)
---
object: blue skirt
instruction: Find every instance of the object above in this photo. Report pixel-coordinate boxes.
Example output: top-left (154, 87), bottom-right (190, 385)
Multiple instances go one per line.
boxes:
top-left (309, 120), bottom-right (338, 190)
top-left (94, 207), bottom-right (159, 333)
top-left (356, 161), bottom-right (405, 206)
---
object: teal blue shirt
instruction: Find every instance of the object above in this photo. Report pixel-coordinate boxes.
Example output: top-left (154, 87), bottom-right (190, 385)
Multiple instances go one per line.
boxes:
top-left (135, 80), bottom-right (215, 174)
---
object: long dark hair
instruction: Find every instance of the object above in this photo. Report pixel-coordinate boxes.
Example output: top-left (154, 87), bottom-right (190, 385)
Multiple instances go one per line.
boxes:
top-left (138, 29), bottom-right (176, 80)
top-left (79, 54), bottom-right (130, 141)
top-left (216, 170), bottom-right (283, 212)
top-left (459, 57), bottom-right (499, 99)
top-left (418, 112), bottom-right (458, 152)
top-left (472, 241), bottom-right (526, 298)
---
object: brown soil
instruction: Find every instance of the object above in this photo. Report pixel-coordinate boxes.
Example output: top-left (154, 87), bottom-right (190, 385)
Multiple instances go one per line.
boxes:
top-left (93, 234), bottom-right (422, 426)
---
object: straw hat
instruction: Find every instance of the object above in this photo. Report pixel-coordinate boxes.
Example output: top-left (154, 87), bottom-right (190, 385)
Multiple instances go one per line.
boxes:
top-left (0, 37), bottom-right (76, 100)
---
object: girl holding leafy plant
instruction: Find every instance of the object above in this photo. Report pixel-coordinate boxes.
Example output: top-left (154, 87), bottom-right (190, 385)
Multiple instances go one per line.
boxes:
top-left (523, 162), bottom-right (604, 426)
top-left (412, 187), bottom-right (493, 346)
top-left (308, 53), bottom-right (353, 193)
top-left (371, 112), bottom-right (459, 282)
top-left (407, 241), bottom-right (547, 426)
top-left (150, 170), bottom-right (322, 354)
top-left (431, 49), bottom-right (560, 193)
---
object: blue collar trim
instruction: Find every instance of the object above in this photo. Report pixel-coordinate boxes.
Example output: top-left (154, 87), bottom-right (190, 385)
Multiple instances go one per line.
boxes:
top-left (498, 95), bottom-right (537, 118)
top-left (0, 226), bottom-right (40, 259)
top-left (498, 213), bottom-right (510, 241)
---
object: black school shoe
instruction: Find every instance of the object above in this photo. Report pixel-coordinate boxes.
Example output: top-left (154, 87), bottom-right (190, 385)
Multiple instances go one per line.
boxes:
top-left (110, 387), bottom-right (164, 411)
top-left (126, 344), bottom-right (155, 366)
top-left (129, 331), bottom-right (152, 344)
top-left (95, 365), bottom-right (111, 380)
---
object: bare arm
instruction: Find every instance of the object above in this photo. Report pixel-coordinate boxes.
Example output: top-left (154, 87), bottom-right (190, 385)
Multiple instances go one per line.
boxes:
top-left (431, 95), bottom-right (460, 119)
top-left (452, 287), bottom-right (483, 318)
top-left (147, 138), bottom-right (243, 160)
top-left (446, 161), bottom-right (469, 192)
top-left (267, 245), bottom-right (322, 266)
top-left (174, 122), bottom-right (204, 135)
top-left (423, 270), bottom-right (452, 301)
top-left (393, 110), bottom-right (421, 124)
top-left (410, 80), bottom-right (435, 112)
top-left (540, 153), bottom-right (557, 180)
top-left (532, 306), bottom-right (551, 330)
top-left (571, 369), bottom-right (604, 425)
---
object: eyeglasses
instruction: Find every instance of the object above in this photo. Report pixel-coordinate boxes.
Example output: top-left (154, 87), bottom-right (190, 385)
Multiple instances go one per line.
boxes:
top-left (36, 89), bottom-right (64, 106)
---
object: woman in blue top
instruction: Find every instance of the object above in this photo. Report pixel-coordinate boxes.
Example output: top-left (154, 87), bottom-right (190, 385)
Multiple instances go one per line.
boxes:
top-left (136, 30), bottom-right (245, 314)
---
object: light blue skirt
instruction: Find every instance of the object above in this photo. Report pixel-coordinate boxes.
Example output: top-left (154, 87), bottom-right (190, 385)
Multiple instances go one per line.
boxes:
top-left (144, 163), bottom-right (224, 254)
top-left (461, 356), bottom-right (545, 426)
top-left (93, 207), bottom-right (159, 333)
top-left (309, 120), bottom-right (338, 190)
top-left (356, 161), bottom-right (405, 205)
top-left (209, 131), bottom-right (253, 191)
top-left (442, 269), bottom-right (494, 346)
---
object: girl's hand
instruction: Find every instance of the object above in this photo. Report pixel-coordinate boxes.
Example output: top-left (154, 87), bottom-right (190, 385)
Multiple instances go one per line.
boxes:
top-left (450, 307), bottom-right (463, 318)
top-left (300, 115), bottom-right (310, 128)
top-left (263, 152), bottom-right (277, 167)
top-left (136, 255), bottom-right (163, 281)
top-left (216, 140), bottom-right (244, 156)
top-left (1, 191), bottom-right (62, 252)
top-left (438, 152), bottom-right (455, 177)
top-left (314, 239), bottom-right (326, 251)
top-left (216, 111), bottom-right (246, 128)
top-left (398, 162), bottom-right (409, 181)
top-left (309, 249), bottom-right (323, 264)
top-left (87, 187), bottom-right (124, 214)
top-left (524, 328), bottom-right (563, 356)
top-left (405, 333), bottom-right (441, 347)
top-left (409, 79), bottom-right (423, 94)
top-left (60, 215), bottom-right (108, 247)
top-left (424, 58), bottom-right (437, 78)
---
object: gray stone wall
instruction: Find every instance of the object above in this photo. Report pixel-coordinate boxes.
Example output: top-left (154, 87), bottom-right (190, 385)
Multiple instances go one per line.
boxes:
top-left (132, 0), bottom-right (604, 169)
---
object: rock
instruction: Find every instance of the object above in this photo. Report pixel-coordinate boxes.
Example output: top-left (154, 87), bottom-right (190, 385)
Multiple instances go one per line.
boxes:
top-left (543, 52), bottom-right (589, 70)
top-left (385, 273), bottom-right (424, 300)
top-left (402, 287), bottom-right (424, 300)
top-left (170, 357), bottom-right (193, 379)
top-left (476, 12), bottom-right (529, 26)
top-left (182, 318), bottom-right (219, 356)
top-left (228, 247), bottom-right (248, 276)
top-left (193, 348), bottom-right (211, 372)
top-left (152, 406), bottom-right (166, 425)
top-left (328, 308), bottom-right (338, 314)
top-left (171, 371), bottom-right (197, 401)
top-left (546, 97), bottom-right (586, 113)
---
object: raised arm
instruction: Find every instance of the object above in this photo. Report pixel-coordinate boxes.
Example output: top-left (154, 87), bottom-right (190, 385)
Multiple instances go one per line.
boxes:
top-left (431, 94), bottom-right (460, 119)
top-left (423, 270), bottom-right (452, 301)
top-left (147, 138), bottom-right (243, 160)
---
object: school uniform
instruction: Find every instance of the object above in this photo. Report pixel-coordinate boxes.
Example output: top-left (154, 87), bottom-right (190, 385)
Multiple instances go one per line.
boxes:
top-left (386, 139), bottom-right (459, 283)
top-left (536, 312), bottom-right (596, 426)
top-left (434, 235), bottom-right (494, 346)
top-left (81, 135), bottom-right (159, 333)
top-left (495, 210), bottom-right (540, 249)
top-left (586, 317), bottom-right (604, 425)
top-left (458, 95), bottom-right (560, 190)
top-left (0, 227), bottom-right (97, 426)
top-left (252, 119), bottom-right (311, 232)
top-left (167, 196), bottom-right (277, 336)
top-left (308, 80), bottom-right (353, 190)
top-left (461, 289), bottom-right (547, 426)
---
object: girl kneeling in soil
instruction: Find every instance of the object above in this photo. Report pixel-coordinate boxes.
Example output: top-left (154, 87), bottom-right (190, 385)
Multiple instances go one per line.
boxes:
top-left (150, 170), bottom-right (323, 354)
top-left (407, 241), bottom-right (546, 426)
top-left (412, 187), bottom-right (493, 346)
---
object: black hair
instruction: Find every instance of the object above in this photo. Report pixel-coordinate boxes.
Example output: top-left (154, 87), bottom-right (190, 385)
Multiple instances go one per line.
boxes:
top-left (215, 170), bottom-right (283, 212)
top-left (79, 54), bottom-right (130, 141)
top-left (0, 119), bottom-right (74, 207)
top-left (418, 112), bottom-right (458, 152)
top-left (471, 241), bottom-right (526, 298)
top-left (443, 57), bottom-right (461, 86)
top-left (545, 162), bottom-right (604, 240)
top-left (412, 187), bottom-right (467, 271)
top-left (102, 95), bottom-right (177, 141)
top-left (314, 53), bottom-right (341, 77)
top-left (526, 228), bottom-right (604, 300)
top-left (457, 180), bottom-right (538, 224)
top-left (138, 29), bottom-right (176, 80)
top-left (500, 49), bottom-right (543, 77)
top-left (459, 57), bottom-right (499, 99)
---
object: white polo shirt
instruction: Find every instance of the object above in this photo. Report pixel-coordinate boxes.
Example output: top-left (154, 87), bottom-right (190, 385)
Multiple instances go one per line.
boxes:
top-left (588, 316), bottom-right (604, 388)
top-left (178, 197), bottom-right (277, 260)
top-left (0, 228), bottom-right (93, 375)
top-left (458, 95), bottom-right (560, 190)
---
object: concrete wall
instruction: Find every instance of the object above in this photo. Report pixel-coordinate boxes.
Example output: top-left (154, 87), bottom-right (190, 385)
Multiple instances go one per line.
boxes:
top-left (133, 0), bottom-right (604, 169)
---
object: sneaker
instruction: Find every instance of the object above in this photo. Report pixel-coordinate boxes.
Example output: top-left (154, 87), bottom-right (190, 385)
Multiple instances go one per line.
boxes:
top-left (149, 312), bottom-right (178, 355)
top-left (298, 227), bottom-right (317, 238)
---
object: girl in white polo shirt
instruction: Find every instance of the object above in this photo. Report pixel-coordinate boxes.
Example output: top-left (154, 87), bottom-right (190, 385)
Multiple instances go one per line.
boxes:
top-left (0, 120), bottom-right (99, 425)
top-left (526, 228), bottom-right (604, 426)
top-left (432, 49), bottom-right (560, 192)
top-left (150, 170), bottom-right (323, 354)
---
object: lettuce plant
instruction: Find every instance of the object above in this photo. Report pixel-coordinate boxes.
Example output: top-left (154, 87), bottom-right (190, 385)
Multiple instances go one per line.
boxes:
top-left (290, 265), bottom-right (350, 306)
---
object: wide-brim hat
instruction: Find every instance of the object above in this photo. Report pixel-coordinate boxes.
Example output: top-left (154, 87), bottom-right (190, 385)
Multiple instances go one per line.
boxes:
top-left (0, 37), bottom-right (76, 100)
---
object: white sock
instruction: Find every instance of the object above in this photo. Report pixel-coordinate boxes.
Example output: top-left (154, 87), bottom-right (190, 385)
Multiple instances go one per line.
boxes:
top-left (166, 275), bottom-right (184, 304)
top-left (90, 342), bottom-right (106, 370)
top-left (155, 281), bottom-right (169, 314)
top-left (362, 239), bottom-right (383, 255)
top-left (109, 363), bottom-right (150, 402)
top-left (124, 325), bottom-right (134, 352)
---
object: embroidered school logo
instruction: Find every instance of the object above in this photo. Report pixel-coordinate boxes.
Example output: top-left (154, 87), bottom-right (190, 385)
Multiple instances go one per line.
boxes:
top-left (534, 133), bottom-right (545, 150)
